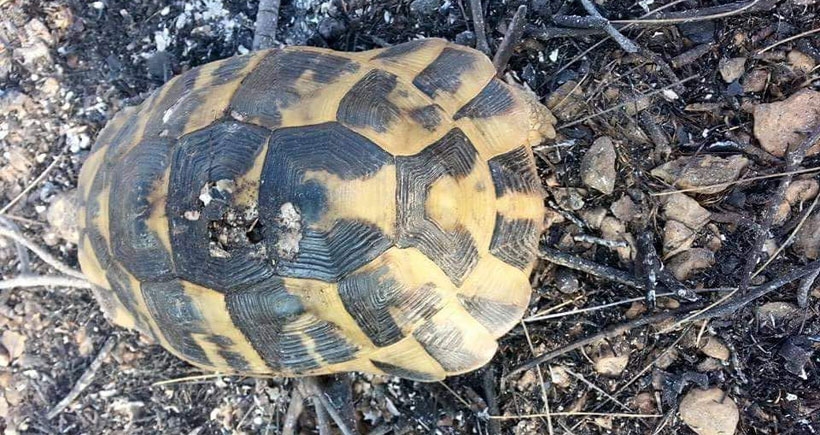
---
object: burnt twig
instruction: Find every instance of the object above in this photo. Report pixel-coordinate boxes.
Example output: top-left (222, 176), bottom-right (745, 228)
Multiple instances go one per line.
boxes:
top-left (539, 246), bottom-right (642, 288)
top-left (252, 0), bottom-right (281, 50)
top-left (469, 0), bottom-right (491, 54)
top-left (507, 304), bottom-right (702, 377)
top-left (492, 5), bottom-right (527, 74)
top-left (578, 0), bottom-right (639, 53)
top-left (46, 336), bottom-right (117, 419)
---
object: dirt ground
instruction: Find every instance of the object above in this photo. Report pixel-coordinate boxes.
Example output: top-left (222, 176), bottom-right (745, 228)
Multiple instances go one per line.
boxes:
top-left (1, 0), bottom-right (819, 434)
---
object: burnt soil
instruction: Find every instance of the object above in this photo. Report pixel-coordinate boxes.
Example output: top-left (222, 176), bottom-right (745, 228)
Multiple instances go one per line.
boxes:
top-left (1, 0), bottom-right (819, 434)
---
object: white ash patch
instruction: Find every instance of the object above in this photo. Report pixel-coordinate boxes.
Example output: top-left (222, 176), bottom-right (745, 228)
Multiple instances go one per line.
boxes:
top-left (274, 202), bottom-right (302, 261)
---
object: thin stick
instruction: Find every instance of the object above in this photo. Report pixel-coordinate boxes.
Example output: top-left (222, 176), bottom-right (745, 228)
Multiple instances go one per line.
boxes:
top-left (520, 321), bottom-right (554, 435)
top-left (492, 5), bottom-right (527, 73)
top-left (539, 247), bottom-right (643, 289)
top-left (757, 27), bottom-right (820, 55)
top-left (470, 0), bottom-right (491, 54)
top-left (557, 76), bottom-right (699, 129)
top-left (252, 0), bottom-right (281, 50)
top-left (523, 288), bottom-right (733, 322)
top-left (0, 217), bottom-right (30, 275)
top-left (313, 396), bottom-right (333, 435)
top-left (0, 275), bottom-right (91, 291)
top-left (610, 0), bottom-right (770, 25)
top-left (300, 377), bottom-right (355, 435)
top-left (282, 387), bottom-right (304, 435)
top-left (490, 412), bottom-right (662, 419)
top-left (152, 373), bottom-right (238, 387)
top-left (0, 156), bottom-right (62, 215)
top-left (651, 166), bottom-right (820, 196)
top-left (46, 336), bottom-right (117, 419)
top-left (508, 304), bottom-right (699, 377)
top-left (578, 0), bottom-right (638, 53)
top-left (0, 224), bottom-right (86, 279)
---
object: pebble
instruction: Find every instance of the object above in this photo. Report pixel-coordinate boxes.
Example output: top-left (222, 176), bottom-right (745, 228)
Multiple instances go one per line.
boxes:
top-left (663, 220), bottom-right (695, 256)
top-left (757, 301), bottom-right (798, 327)
top-left (318, 17), bottom-right (346, 40)
top-left (663, 193), bottom-right (710, 230)
top-left (793, 211), bottom-right (820, 259)
top-left (554, 267), bottom-right (579, 293)
top-left (776, 179), bottom-right (819, 223)
top-left (610, 195), bottom-right (639, 223)
top-left (600, 216), bottom-right (634, 262)
top-left (46, 190), bottom-right (80, 244)
top-left (0, 44), bottom-right (10, 81)
top-left (552, 187), bottom-right (586, 211)
top-left (549, 365), bottom-right (571, 388)
top-left (546, 80), bottom-right (585, 122)
top-left (666, 248), bottom-right (714, 280)
top-left (0, 330), bottom-right (25, 362)
top-left (696, 357), bottom-right (724, 372)
top-left (409, 0), bottom-right (440, 15)
top-left (754, 88), bottom-right (820, 157)
top-left (787, 50), bottom-right (816, 74)
top-left (633, 392), bottom-right (656, 414)
top-left (651, 155), bottom-right (749, 194)
top-left (593, 351), bottom-right (629, 377)
top-left (679, 388), bottom-right (739, 435)
top-left (742, 68), bottom-right (768, 93)
top-left (718, 57), bottom-right (746, 83)
top-left (0, 344), bottom-right (9, 367)
top-left (580, 136), bottom-right (617, 195)
top-left (625, 301), bottom-right (646, 319)
top-left (454, 30), bottom-right (476, 47)
top-left (699, 336), bottom-right (730, 361)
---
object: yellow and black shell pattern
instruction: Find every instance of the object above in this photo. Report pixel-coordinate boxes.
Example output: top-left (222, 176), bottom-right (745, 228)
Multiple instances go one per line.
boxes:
top-left (76, 38), bottom-right (557, 382)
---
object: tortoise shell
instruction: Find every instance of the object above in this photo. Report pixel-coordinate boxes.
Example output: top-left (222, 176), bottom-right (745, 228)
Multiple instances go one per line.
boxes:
top-left (76, 38), bottom-right (557, 381)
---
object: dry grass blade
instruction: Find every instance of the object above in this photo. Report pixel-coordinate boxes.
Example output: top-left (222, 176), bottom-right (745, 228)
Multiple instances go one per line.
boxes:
top-left (490, 412), bottom-right (662, 419)
top-left (151, 373), bottom-right (238, 387)
top-left (651, 166), bottom-right (820, 196)
top-left (756, 26), bottom-right (820, 54)
top-left (610, 0), bottom-right (765, 25)
top-left (0, 224), bottom-right (86, 279)
top-left (0, 155), bottom-right (62, 215)
top-left (753, 191), bottom-right (820, 278)
top-left (0, 275), bottom-right (91, 291)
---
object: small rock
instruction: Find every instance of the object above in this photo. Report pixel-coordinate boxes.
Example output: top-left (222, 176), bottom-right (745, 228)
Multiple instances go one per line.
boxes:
top-left (696, 357), bottom-right (724, 372)
top-left (678, 21), bottom-right (715, 44)
top-left (46, 190), bottom-right (81, 244)
top-left (0, 91), bottom-right (34, 117)
top-left (793, 211), bottom-right (820, 259)
top-left (718, 57), bottom-right (746, 83)
top-left (699, 336), bottom-right (730, 361)
top-left (600, 216), bottom-right (635, 262)
top-left (24, 19), bottom-right (55, 46)
top-left (757, 302), bottom-right (798, 327)
top-left (611, 195), bottom-right (639, 222)
top-left (41, 77), bottom-right (61, 97)
top-left (655, 348), bottom-right (678, 370)
top-left (409, 0), bottom-right (440, 15)
top-left (788, 50), bottom-right (816, 74)
top-left (0, 396), bottom-right (7, 420)
top-left (591, 341), bottom-right (630, 377)
top-left (110, 399), bottom-right (145, 423)
top-left (742, 68), bottom-right (768, 93)
top-left (546, 80), bottom-right (585, 122)
top-left (754, 89), bottom-right (820, 157)
top-left (1, 331), bottom-right (26, 362)
top-left (454, 30), bottom-right (476, 47)
top-left (555, 267), bottom-right (580, 294)
top-left (581, 137), bottom-right (617, 195)
top-left (651, 155), bottom-right (748, 194)
top-left (625, 301), bottom-right (646, 319)
top-left (663, 220), bottom-right (695, 256)
top-left (666, 248), bottom-right (715, 280)
top-left (318, 17), bottom-right (346, 40)
top-left (552, 187), bottom-right (586, 211)
top-left (549, 365), bottom-right (571, 388)
top-left (0, 344), bottom-right (9, 367)
top-left (581, 207), bottom-right (607, 229)
top-left (663, 193), bottom-right (711, 230)
top-left (679, 388), bottom-right (739, 435)
top-left (779, 336), bottom-right (814, 379)
top-left (633, 392), bottom-right (656, 414)
top-left (776, 179), bottom-right (819, 223)
top-left (516, 369), bottom-right (537, 391)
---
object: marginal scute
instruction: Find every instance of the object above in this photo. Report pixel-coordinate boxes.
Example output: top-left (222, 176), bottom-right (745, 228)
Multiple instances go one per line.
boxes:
top-left (489, 215), bottom-right (540, 270)
top-left (141, 280), bottom-right (211, 365)
top-left (488, 146), bottom-right (543, 197)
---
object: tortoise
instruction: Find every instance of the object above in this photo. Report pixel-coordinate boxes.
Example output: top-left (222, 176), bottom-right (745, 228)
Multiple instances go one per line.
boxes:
top-left (76, 38), bottom-right (557, 382)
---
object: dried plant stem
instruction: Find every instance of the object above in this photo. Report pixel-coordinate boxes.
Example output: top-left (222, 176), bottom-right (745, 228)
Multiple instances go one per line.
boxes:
top-left (0, 275), bottom-right (91, 291)
top-left (578, 0), bottom-right (638, 53)
top-left (252, 0), bottom-right (281, 50)
top-left (0, 224), bottom-right (85, 279)
top-left (0, 156), bottom-right (62, 215)
top-left (470, 0), bottom-right (491, 54)
top-left (490, 412), bottom-right (662, 420)
top-left (47, 336), bottom-right (117, 419)
top-left (492, 5), bottom-right (527, 73)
